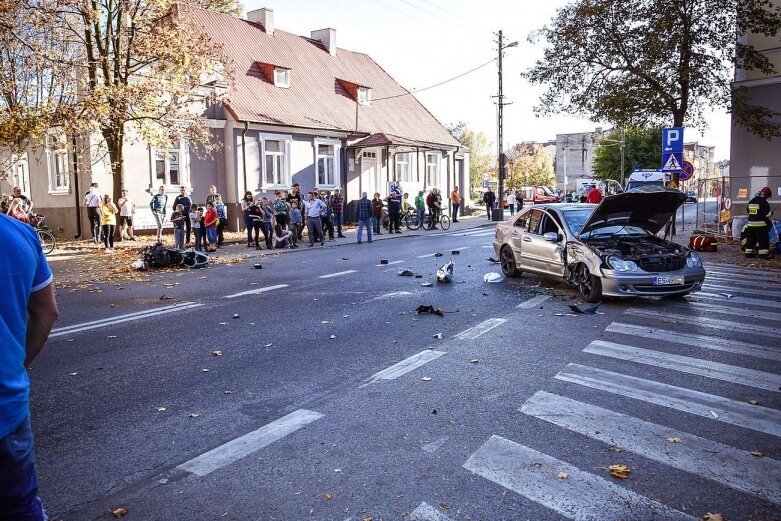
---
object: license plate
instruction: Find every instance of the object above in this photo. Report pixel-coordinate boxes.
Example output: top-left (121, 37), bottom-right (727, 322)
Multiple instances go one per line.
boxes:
top-left (653, 276), bottom-right (684, 286)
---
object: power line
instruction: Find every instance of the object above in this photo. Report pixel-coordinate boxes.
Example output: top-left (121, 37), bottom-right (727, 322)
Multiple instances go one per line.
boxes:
top-left (374, 57), bottom-right (497, 101)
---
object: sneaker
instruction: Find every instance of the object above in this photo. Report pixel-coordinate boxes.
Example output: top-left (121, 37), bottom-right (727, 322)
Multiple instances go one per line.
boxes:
top-left (338, 235), bottom-right (346, 238)
top-left (368, 239), bottom-right (373, 243)
top-left (320, 241), bottom-right (325, 246)
top-left (104, 248), bottom-right (111, 253)
top-left (308, 243), bottom-right (314, 247)
top-left (357, 240), bottom-right (362, 244)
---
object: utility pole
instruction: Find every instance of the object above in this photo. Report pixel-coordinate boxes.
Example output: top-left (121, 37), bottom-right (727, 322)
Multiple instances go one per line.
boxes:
top-left (494, 30), bottom-right (517, 220)
top-left (619, 127), bottom-right (626, 188)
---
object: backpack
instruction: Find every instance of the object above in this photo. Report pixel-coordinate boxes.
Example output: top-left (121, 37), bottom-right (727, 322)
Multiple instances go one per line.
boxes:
top-left (689, 235), bottom-right (717, 252)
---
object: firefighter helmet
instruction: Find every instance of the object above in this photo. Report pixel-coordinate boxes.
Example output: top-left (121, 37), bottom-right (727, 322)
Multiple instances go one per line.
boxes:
top-left (760, 186), bottom-right (772, 198)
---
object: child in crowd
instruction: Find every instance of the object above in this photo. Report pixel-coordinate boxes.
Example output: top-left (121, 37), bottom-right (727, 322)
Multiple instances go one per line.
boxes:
top-left (288, 201), bottom-right (302, 248)
top-left (203, 202), bottom-right (219, 252)
top-left (191, 204), bottom-right (202, 251)
top-left (214, 195), bottom-right (227, 247)
top-left (171, 204), bottom-right (185, 249)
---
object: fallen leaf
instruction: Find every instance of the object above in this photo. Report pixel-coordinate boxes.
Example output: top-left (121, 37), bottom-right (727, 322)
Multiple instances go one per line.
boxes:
top-left (188, 413), bottom-right (200, 418)
top-left (701, 514), bottom-right (727, 521)
top-left (111, 507), bottom-right (128, 518)
top-left (211, 350), bottom-right (222, 356)
top-left (440, 503), bottom-right (451, 510)
top-left (421, 376), bottom-right (432, 382)
top-left (608, 464), bottom-right (630, 479)
top-left (323, 493), bottom-right (332, 501)
top-left (469, 358), bottom-right (480, 364)
top-left (557, 471), bottom-right (569, 479)
top-left (750, 450), bottom-right (763, 457)
top-left (156, 407), bottom-right (167, 412)
top-left (666, 437), bottom-right (682, 443)
top-left (748, 400), bottom-right (758, 405)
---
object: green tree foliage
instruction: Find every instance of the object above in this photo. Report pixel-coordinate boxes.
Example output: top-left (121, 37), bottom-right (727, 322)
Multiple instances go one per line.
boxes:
top-left (448, 121), bottom-right (494, 197)
top-left (524, 0), bottom-right (781, 140)
top-left (592, 128), bottom-right (662, 183)
top-left (506, 143), bottom-right (555, 188)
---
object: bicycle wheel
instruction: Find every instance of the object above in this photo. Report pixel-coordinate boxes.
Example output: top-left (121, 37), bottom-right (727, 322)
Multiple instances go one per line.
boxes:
top-left (404, 213), bottom-right (420, 230)
top-left (439, 215), bottom-right (451, 230)
top-left (38, 229), bottom-right (56, 254)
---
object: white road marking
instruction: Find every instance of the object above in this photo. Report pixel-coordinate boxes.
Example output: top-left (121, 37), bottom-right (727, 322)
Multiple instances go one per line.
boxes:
top-left (624, 308), bottom-right (779, 337)
top-left (705, 275), bottom-right (778, 289)
top-left (450, 246), bottom-right (471, 252)
top-left (368, 291), bottom-right (412, 302)
top-left (177, 409), bottom-right (323, 476)
top-left (421, 437), bottom-right (449, 454)
top-left (693, 292), bottom-right (781, 309)
top-left (606, 322), bottom-right (781, 361)
top-left (555, 363), bottom-right (781, 437)
top-left (703, 283), bottom-right (781, 298)
top-left (50, 303), bottom-right (203, 338)
top-left (584, 340), bottom-right (781, 391)
top-left (463, 435), bottom-right (696, 521)
top-left (516, 294), bottom-right (551, 309)
top-left (481, 245), bottom-right (493, 249)
top-left (706, 266), bottom-right (781, 279)
top-left (375, 260), bottom-right (404, 266)
top-left (455, 318), bottom-right (507, 340)
top-left (319, 270), bottom-right (357, 279)
top-left (410, 502), bottom-right (455, 521)
top-left (224, 284), bottom-right (289, 299)
top-left (521, 391), bottom-right (781, 503)
top-left (359, 350), bottom-right (446, 388)
top-left (661, 300), bottom-right (781, 321)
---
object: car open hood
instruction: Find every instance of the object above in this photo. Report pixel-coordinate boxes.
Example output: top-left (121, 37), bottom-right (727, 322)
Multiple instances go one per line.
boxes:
top-left (578, 185), bottom-right (686, 236)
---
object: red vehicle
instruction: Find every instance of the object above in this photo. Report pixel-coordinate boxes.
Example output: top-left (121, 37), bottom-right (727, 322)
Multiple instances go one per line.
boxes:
top-left (519, 186), bottom-right (560, 205)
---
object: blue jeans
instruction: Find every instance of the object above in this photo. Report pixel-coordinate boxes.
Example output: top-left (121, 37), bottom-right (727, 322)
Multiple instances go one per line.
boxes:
top-left (357, 218), bottom-right (372, 242)
top-left (174, 228), bottom-right (184, 249)
top-left (307, 216), bottom-right (324, 245)
top-left (417, 208), bottom-right (425, 226)
top-left (0, 415), bottom-right (46, 521)
top-left (452, 203), bottom-right (460, 222)
top-left (333, 212), bottom-right (343, 236)
top-left (372, 216), bottom-right (382, 234)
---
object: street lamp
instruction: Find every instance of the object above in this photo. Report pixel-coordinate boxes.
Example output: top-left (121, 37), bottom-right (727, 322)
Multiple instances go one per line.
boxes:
top-left (496, 31), bottom-right (517, 220)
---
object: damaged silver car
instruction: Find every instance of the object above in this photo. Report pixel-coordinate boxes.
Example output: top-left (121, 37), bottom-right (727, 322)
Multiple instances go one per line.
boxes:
top-left (492, 186), bottom-right (706, 302)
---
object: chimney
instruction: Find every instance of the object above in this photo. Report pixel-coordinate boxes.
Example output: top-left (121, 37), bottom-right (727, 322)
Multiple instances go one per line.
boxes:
top-left (311, 28), bottom-right (336, 56)
top-left (247, 8), bottom-right (274, 36)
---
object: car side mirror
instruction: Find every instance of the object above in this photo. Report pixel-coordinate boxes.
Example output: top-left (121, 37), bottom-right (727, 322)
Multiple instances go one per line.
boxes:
top-left (543, 232), bottom-right (559, 242)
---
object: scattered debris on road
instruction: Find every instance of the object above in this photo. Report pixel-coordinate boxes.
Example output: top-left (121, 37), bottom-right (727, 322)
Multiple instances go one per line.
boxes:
top-left (432, 333), bottom-right (442, 339)
top-left (415, 305), bottom-right (444, 317)
top-left (608, 464), bottom-right (631, 479)
top-left (483, 272), bottom-right (503, 283)
top-left (568, 301), bottom-right (602, 314)
top-left (436, 261), bottom-right (454, 283)
top-left (111, 507), bottom-right (129, 518)
top-left (398, 269), bottom-right (415, 277)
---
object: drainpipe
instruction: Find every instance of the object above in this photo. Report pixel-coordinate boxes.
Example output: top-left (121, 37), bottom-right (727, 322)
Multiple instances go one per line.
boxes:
top-left (241, 121), bottom-right (249, 194)
top-left (72, 135), bottom-right (82, 239)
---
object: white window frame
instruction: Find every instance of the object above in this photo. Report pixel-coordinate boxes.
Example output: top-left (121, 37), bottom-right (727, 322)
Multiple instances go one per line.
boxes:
top-left (357, 86), bottom-right (371, 105)
top-left (395, 152), bottom-right (415, 183)
top-left (149, 141), bottom-right (190, 191)
top-left (274, 67), bottom-right (291, 88)
top-left (425, 152), bottom-right (441, 188)
top-left (260, 133), bottom-right (293, 190)
top-left (45, 137), bottom-right (70, 194)
top-left (6, 153), bottom-right (30, 194)
top-left (314, 138), bottom-right (341, 189)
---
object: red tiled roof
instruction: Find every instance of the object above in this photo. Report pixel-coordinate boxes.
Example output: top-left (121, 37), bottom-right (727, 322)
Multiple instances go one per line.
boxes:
top-left (179, 5), bottom-right (460, 148)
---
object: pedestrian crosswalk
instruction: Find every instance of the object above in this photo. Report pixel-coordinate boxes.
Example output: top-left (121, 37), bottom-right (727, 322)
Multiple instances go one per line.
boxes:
top-left (461, 266), bottom-right (781, 519)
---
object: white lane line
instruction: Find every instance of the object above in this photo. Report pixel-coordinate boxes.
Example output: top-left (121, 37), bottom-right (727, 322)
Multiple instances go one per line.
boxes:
top-left (368, 291), bottom-right (412, 302)
top-left (516, 294), bottom-right (551, 309)
top-left (375, 260), bottom-right (404, 266)
top-left (521, 391), bottom-right (781, 504)
top-left (409, 502), bottom-right (455, 521)
top-left (662, 301), bottom-right (781, 322)
top-left (359, 350), bottom-right (445, 388)
top-left (51, 302), bottom-right (201, 333)
top-left (319, 270), bottom-right (357, 279)
top-left (50, 303), bottom-right (203, 338)
top-left (624, 308), bottom-right (779, 338)
top-left (224, 284), bottom-right (289, 299)
top-left (177, 409), bottom-right (323, 476)
top-left (706, 267), bottom-right (781, 279)
top-left (417, 252), bottom-right (443, 258)
top-left (450, 246), bottom-right (471, 252)
top-left (606, 322), bottom-right (781, 361)
top-left (555, 363), bottom-right (781, 437)
top-left (693, 292), bottom-right (781, 309)
top-left (703, 283), bottom-right (781, 298)
top-left (463, 435), bottom-right (695, 521)
top-left (705, 275), bottom-right (778, 289)
top-left (584, 340), bottom-right (781, 392)
top-left (455, 318), bottom-right (507, 340)
top-left (481, 245), bottom-right (493, 249)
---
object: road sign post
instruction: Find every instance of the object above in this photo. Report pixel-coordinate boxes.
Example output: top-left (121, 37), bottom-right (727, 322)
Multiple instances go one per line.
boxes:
top-left (661, 127), bottom-right (684, 237)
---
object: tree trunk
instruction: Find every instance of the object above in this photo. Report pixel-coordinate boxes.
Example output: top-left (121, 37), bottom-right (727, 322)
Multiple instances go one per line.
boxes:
top-left (103, 129), bottom-right (124, 205)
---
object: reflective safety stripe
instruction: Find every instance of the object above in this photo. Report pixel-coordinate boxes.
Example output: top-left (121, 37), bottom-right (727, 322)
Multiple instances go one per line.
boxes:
top-left (747, 204), bottom-right (759, 215)
top-left (746, 222), bottom-right (767, 227)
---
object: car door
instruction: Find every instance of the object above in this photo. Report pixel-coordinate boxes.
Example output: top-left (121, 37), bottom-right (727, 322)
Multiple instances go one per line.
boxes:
top-left (509, 210), bottom-right (530, 263)
top-left (520, 209), bottom-right (565, 275)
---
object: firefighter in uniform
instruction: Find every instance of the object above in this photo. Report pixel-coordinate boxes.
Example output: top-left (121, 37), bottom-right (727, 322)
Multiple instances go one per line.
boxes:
top-left (744, 186), bottom-right (773, 258)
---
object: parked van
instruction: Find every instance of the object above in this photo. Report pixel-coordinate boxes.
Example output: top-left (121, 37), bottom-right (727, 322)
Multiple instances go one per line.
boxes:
top-left (519, 185), bottom-right (560, 205)
top-left (625, 170), bottom-right (666, 191)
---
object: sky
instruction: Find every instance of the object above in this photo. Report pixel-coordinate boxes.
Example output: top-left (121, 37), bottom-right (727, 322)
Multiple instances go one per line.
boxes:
top-left (243, 0), bottom-right (731, 161)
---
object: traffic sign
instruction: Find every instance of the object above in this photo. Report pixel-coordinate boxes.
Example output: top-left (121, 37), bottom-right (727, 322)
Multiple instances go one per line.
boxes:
top-left (482, 173), bottom-right (489, 181)
top-left (662, 152), bottom-right (682, 172)
top-left (482, 181), bottom-right (490, 188)
top-left (662, 127), bottom-right (683, 153)
top-left (680, 160), bottom-right (695, 181)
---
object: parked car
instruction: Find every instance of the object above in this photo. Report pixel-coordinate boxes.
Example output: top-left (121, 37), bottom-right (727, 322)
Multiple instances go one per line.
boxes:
top-left (519, 185), bottom-right (560, 205)
top-left (492, 186), bottom-right (706, 302)
top-left (685, 190), bottom-right (697, 203)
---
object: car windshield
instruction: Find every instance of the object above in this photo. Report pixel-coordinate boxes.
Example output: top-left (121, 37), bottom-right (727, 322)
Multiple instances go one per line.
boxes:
top-left (560, 209), bottom-right (594, 234)
top-left (540, 186), bottom-right (554, 196)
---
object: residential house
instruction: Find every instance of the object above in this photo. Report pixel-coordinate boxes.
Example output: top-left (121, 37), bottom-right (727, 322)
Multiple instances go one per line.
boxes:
top-left (1, 6), bottom-right (468, 236)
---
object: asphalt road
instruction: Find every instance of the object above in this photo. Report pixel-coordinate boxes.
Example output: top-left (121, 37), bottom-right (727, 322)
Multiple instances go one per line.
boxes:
top-left (31, 219), bottom-right (781, 521)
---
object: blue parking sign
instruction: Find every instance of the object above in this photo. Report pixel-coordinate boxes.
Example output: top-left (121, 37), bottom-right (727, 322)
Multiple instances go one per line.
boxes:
top-left (662, 127), bottom-right (683, 153)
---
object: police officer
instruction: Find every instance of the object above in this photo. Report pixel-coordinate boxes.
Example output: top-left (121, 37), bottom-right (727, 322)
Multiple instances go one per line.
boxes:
top-left (744, 186), bottom-right (773, 258)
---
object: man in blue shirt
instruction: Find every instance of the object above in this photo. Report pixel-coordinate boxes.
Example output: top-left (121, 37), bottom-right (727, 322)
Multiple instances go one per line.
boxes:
top-left (355, 192), bottom-right (373, 244)
top-left (304, 192), bottom-right (326, 247)
top-left (0, 214), bottom-right (59, 520)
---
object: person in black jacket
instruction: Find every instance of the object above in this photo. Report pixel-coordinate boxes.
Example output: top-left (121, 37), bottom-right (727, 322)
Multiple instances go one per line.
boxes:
top-left (483, 187), bottom-right (496, 220)
top-left (173, 186), bottom-right (192, 245)
top-left (744, 186), bottom-right (773, 258)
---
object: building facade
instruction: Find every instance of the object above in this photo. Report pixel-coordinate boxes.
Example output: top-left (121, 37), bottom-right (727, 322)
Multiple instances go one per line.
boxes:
top-left (0, 6), bottom-right (468, 236)
top-left (554, 128), bottom-right (605, 193)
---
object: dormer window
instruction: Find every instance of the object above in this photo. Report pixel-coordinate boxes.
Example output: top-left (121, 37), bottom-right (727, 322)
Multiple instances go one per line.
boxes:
top-left (358, 86), bottom-right (371, 105)
top-left (274, 67), bottom-right (290, 88)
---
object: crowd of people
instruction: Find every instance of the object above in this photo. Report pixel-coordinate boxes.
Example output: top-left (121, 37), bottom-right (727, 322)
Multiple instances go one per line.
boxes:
top-left (1, 186), bottom-right (35, 223)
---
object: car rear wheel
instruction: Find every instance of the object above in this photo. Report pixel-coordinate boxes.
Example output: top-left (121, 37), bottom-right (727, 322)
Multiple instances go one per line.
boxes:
top-left (576, 264), bottom-right (602, 303)
top-left (500, 245), bottom-right (520, 278)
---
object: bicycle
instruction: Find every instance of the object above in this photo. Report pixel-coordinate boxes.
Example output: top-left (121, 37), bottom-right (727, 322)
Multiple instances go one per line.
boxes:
top-left (30, 213), bottom-right (56, 254)
top-left (382, 207), bottom-right (419, 231)
top-left (413, 208), bottom-right (450, 231)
